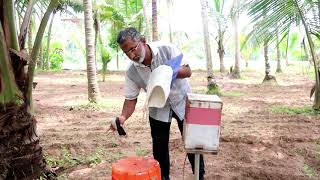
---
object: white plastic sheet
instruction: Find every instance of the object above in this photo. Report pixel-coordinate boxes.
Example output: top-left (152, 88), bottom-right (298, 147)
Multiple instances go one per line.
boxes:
top-left (146, 65), bottom-right (173, 108)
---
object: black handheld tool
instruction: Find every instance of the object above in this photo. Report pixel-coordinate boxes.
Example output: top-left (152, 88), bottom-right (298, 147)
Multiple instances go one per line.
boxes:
top-left (115, 117), bottom-right (126, 136)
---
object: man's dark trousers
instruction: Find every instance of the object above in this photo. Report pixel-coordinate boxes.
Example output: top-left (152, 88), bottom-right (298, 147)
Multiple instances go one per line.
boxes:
top-left (149, 110), bottom-right (205, 179)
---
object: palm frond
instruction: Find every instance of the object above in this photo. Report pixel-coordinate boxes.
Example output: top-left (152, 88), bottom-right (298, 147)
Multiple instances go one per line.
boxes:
top-left (60, 0), bottom-right (84, 13)
top-left (248, 0), bottom-right (319, 44)
top-left (246, 0), bottom-right (306, 45)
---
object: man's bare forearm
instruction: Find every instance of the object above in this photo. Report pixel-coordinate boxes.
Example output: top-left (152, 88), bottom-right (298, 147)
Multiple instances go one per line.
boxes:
top-left (120, 99), bottom-right (137, 121)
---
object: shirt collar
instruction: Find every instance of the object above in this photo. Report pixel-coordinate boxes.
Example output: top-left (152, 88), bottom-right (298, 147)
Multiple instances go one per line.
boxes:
top-left (133, 42), bottom-right (159, 68)
top-left (148, 42), bottom-right (159, 58)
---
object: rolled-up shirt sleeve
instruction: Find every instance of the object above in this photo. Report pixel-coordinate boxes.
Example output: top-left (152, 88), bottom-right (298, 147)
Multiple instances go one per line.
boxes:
top-left (124, 73), bottom-right (140, 100)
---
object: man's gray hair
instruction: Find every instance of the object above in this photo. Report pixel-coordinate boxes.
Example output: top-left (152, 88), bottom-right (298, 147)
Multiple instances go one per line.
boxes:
top-left (117, 27), bottom-right (143, 44)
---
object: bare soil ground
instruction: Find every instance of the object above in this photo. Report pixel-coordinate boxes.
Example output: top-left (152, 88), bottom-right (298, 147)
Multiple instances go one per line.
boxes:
top-left (34, 68), bottom-right (320, 180)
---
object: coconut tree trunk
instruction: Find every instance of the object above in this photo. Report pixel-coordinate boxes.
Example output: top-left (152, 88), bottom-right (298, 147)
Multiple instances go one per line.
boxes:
top-left (45, 9), bottom-right (57, 70)
top-left (112, 22), bottom-right (119, 70)
top-left (262, 40), bottom-right (276, 83)
top-left (200, 0), bottom-right (218, 92)
top-left (94, 10), bottom-right (111, 81)
top-left (3, 0), bottom-right (20, 51)
top-left (83, 0), bottom-right (100, 103)
top-left (27, 0), bottom-right (60, 110)
top-left (94, 13), bottom-right (99, 73)
top-left (302, 38), bottom-right (312, 64)
top-left (294, 0), bottom-right (320, 109)
top-left (285, 31), bottom-right (290, 66)
top-left (232, 0), bottom-right (241, 78)
top-left (276, 29), bottom-right (282, 73)
top-left (264, 41), bottom-right (270, 77)
top-left (116, 47), bottom-right (119, 70)
top-left (0, 23), bottom-right (21, 103)
top-left (152, 0), bottom-right (158, 41)
top-left (28, 17), bottom-right (33, 55)
top-left (38, 42), bottom-right (43, 69)
top-left (95, 20), bottom-right (104, 81)
top-left (142, 0), bottom-right (150, 41)
top-left (167, 0), bottom-right (173, 43)
top-left (1, 0), bottom-right (59, 179)
top-left (217, 27), bottom-right (225, 73)
top-left (18, 0), bottom-right (35, 49)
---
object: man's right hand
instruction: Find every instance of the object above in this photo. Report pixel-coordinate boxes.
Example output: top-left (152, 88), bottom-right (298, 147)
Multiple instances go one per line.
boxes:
top-left (110, 116), bottom-right (126, 134)
top-left (110, 116), bottom-right (125, 130)
top-left (118, 115), bottom-right (126, 125)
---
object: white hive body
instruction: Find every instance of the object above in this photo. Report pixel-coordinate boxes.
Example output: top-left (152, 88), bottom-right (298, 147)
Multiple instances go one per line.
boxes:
top-left (184, 93), bottom-right (223, 154)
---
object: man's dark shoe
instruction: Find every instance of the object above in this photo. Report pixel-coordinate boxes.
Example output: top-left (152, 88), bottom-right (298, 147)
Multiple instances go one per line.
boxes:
top-left (200, 174), bottom-right (204, 180)
top-left (162, 176), bottom-right (170, 180)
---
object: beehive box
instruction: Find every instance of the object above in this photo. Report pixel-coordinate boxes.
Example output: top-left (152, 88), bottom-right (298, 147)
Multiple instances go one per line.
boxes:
top-left (183, 93), bottom-right (223, 154)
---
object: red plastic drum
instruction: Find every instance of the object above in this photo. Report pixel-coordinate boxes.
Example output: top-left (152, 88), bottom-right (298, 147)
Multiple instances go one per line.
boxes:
top-left (112, 156), bottom-right (161, 180)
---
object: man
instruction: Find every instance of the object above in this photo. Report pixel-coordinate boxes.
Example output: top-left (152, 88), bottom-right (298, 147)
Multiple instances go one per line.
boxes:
top-left (112, 27), bottom-right (205, 180)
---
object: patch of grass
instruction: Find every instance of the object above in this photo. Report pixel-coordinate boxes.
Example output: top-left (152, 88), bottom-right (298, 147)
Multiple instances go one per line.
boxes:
top-left (222, 91), bottom-right (245, 97)
top-left (36, 69), bottom-right (62, 73)
top-left (45, 147), bottom-right (107, 168)
top-left (107, 151), bottom-right (123, 163)
top-left (230, 74), bottom-right (247, 80)
top-left (303, 164), bottom-right (316, 178)
top-left (37, 176), bottom-right (45, 180)
top-left (135, 148), bottom-right (148, 156)
top-left (295, 148), bottom-right (308, 157)
top-left (111, 139), bottom-right (119, 147)
top-left (49, 148), bottom-right (83, 167)
top-left (206, 84), bottom-right (221, 96)
top-left (86, 147), bottom-right (106, 165)
top-left (57, 174), bottom-right (68, 180)
top-left (71, 100), bottom-right (119, 111)
top-left (271, 106), bottom-right (319, 115)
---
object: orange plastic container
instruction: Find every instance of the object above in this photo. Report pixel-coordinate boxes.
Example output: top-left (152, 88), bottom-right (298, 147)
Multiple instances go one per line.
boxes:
top-left (112, 156), bottom-right (161, 180)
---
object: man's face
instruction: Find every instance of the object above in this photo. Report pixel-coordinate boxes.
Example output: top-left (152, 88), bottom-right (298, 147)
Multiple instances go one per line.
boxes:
top-left (120, 39), bottom-right (145, 63)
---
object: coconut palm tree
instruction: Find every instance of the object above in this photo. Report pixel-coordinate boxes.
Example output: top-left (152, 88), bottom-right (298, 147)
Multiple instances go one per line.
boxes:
top-left (276, 28), bottom-right (283, 73)
top-left (279, 30), bottom-right (300, 66)
top-left (247, 0), bottom-right (320, 109)
top-left (142, 0), bottom-right (151, 41)
top-left (200, 0), bottom-right (219, 94)
top-left (284, 30), bottom-right (291, 66)
top-left (98, 0), bottom-right (143, 71)
top-left (45, 0), bottom-right (83, 70)
top-left (231, 0), bottom-right (241, 78)
top-left (152, 0), bottom-right (158, 41)
top-left (28, 17), bottom-right (34, 55)
top-left (262, 39), bottom-right (277, 83)
top-left (212, 0), bottom-right (227, 73)
top-left (167, 0), bottom-right (173, 43)
top-left (93, 11), bottom-right (110, 82)
top-left (83, 0), bottom-right (101, 103)
top-left (0, 0), bottom-right (59, 178)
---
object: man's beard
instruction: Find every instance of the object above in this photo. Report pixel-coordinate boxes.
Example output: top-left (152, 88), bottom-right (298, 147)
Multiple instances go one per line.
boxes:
top-left (135, 47), bottom-right (145, 63)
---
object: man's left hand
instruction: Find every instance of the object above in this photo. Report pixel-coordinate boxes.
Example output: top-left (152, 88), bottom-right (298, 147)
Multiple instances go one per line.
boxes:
top-left (165, 54), bottom-right (183, 82)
